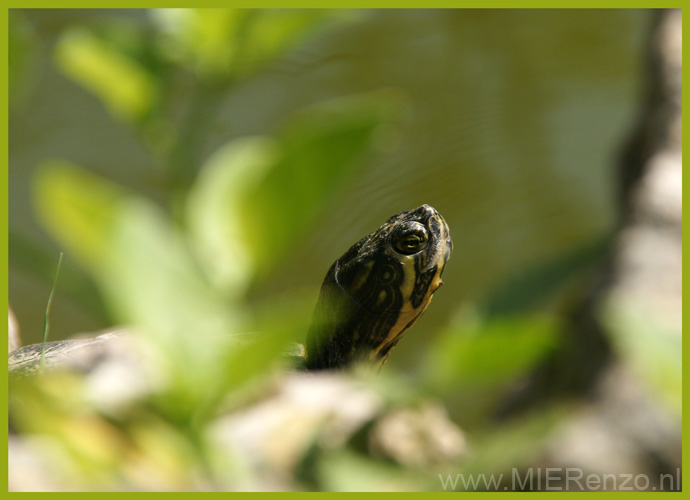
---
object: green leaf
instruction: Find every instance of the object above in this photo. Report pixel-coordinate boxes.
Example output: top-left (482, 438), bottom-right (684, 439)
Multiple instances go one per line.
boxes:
top-left (241, 93), bottom-right (400, 277)
top-left (33, 161), bottom-right (128, 273)
top-left (187, 92), bottom-right (401, 290)
top-left (33, 162), bottom-right (243, 414)
top-left (483, 236), bottom-right (610, 316)
top-left (186, 137), bottom-right (280, 294)
top-left (601, 294), bottom-right (682, 416)
top-left (233, 9), bottom-right (347, 78)
top-left (423, 309), bottom-right (559, 391)
top-left (152, 8), bottom-right (245, 77)
top-left (316, 449), bottom-right (427, 492)
top-left (54, 27), bottom-right (156, 121)
top-left (449, 405), bottom-right (570, 491)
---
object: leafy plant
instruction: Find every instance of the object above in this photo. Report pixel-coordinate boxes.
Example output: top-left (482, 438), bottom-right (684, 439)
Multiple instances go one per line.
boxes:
top-left (13, 9), bottom-right (400, 490)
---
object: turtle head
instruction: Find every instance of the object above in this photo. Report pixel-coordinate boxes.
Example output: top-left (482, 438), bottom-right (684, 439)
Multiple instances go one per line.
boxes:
top-left (305, 204), bottom-right (452, 370)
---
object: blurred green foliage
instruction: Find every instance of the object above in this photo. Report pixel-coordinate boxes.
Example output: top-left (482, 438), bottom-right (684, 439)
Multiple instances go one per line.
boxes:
top-left (12, 9), bottom-right (439, 490)
top-left (152, 9), bottom-right (347, 80)
top-left (422, 310), bottom-right (559, 399)
top-left (602, 296), bottom-right (682, 416)
top-left (55, 27), bottom-right (158, 121)
top-left (26, 5), bottom-right (392, 448)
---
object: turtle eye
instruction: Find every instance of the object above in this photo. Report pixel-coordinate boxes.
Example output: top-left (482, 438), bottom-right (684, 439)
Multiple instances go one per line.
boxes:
top-left (394, 228), bottom-right (428, 255)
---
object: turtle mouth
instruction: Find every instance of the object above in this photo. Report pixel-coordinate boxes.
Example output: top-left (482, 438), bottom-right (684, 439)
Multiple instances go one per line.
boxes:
top-left (431, 278), bottom-right (444, 294)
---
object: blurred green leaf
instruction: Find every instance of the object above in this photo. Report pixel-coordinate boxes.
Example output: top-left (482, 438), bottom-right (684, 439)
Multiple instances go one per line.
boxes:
top-left (9, 373), bottom-right (128, 488)
top-left (98, 198), bottom-right (240, 368)
top-left (220, 296), bottom-right (313, 387)
top-left (241, 93), bottom-right (400, 277)
top-left (54, 26), bottom-right (157, 121)
top-left (33, 161), bottom-right (129, 272)
top-left (32, 159), bottom-right (322, 432)
top-left (316, 449), bottom-right (427, 492)
top-left (483, 236), bottom-right (610, 316)
top-left (186, 137), bottom-right (280, 294)
top-left (9, 373), bottom-right (205, 490)
top-left (601, 295), bottom-right (682, 416)
top-left (152, 9), bottom-right (244, 78)
top-left (152, 9), bottom-right (344, 79)
top-left (233, 9), bottom-right (346, 78)
top-left (33, 162), bottom-right (245, 416)
top-left (423, 308), bottom-right (560, 391)
top-left (417, 308), bottom-right (560, 428)
top-left (448, 405), bottom-right (570, 491)
top-left (188, 92), bottom-right (401, 288)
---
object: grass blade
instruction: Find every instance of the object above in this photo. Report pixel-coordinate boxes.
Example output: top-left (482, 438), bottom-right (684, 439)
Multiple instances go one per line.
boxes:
top-left (40, 251), bottom-right (63, 371)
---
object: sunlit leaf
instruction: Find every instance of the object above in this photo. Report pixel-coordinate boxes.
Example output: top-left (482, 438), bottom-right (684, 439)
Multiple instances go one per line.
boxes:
top-left (33, 162), bottom-right (243, 413)
top-left (186, 137), bottom-right (280, 293)
top-left (33, 161), bottom-right (128, 272)
top-left (100, 198), bottom-right (239, 355)
top-left (152, 8), bottom-right (245, 77)
top-left (55, 27), bottom-right (156, 121)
